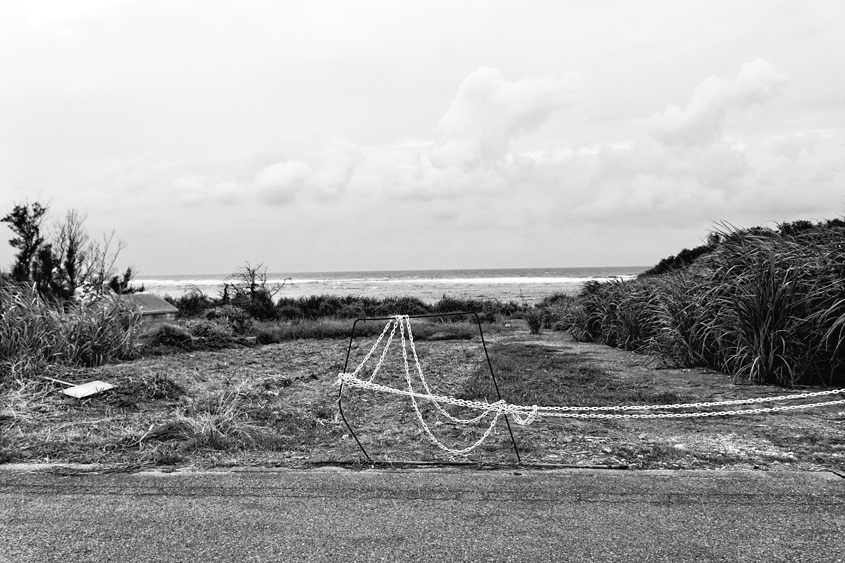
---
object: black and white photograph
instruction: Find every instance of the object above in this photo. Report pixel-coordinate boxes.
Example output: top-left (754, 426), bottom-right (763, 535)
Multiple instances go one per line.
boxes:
top-left (1, 1), bottom-right (844, 561)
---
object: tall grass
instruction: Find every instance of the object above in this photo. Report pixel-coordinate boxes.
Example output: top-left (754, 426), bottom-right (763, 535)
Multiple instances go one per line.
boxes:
top-left (557, 225), bottom-right (845, 386)
top-left (0, 284), bottom-right (142, 386)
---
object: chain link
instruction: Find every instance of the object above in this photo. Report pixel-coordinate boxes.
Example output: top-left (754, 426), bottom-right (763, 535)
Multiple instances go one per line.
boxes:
top-left (391, 316), bottom-right (500, 454)
top-left (339, 315), bottom-right (845, 451)
top-left (339, 374), bottom-right (845, 420)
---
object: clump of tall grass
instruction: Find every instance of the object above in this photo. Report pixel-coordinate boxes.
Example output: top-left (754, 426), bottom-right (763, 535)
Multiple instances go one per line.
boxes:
top-left (562, 223), bottom-right (845, 386)
top-left (143, 385), bottom-right (257, 450)
top-left (0, 284), bottom-right (141, 386)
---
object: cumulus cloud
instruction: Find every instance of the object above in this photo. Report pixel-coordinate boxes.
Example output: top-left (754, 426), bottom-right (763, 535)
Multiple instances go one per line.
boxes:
top-left (649, 59), bottom-right (789, 146)
top-left (307, 138), bottom-right (363, 198)
top-left (174, 64), bottom-right (839, 240)
top-left (253, 138), bottom-right (363, 204)
top-left (354, 67), bottom-right (588, 202)
top-left (430, 67), bottom-right (588, 168)
top-left (254, 160), bottom-right (311, 204)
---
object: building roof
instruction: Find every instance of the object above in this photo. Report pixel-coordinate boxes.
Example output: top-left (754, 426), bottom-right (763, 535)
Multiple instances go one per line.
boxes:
top-left (119, 293), bottom-right (179, 316)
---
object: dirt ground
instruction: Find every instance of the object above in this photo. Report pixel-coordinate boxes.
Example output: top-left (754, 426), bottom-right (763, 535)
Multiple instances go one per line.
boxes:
top-left (2, 321), bottom-right (844, 472)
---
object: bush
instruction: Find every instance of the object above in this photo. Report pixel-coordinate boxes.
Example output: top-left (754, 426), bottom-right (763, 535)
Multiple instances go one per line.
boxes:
top-left (205, 305), bottom-right (253, 334)
top-left (0, 284), bottom-right (141, 386)
top-left (525, 309), bottom-right (544, 334)
top-left (167, 289), bottom-right (214, 318)
top-left (563, 223), bottom-right (845, 386)
top-left (148, 324), bottom-right (194, 350)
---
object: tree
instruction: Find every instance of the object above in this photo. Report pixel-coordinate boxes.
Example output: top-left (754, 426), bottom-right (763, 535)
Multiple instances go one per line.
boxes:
top-left (109, 266), bottom-right (145, 295)
top-left (1, 201), bottom-right (141, 300)
top-left (224, 263), bottom-right (288, 320)
top-left (1, 201), bottom-right (48, 283)
top-left (53, 209), bottom-right (90, 297)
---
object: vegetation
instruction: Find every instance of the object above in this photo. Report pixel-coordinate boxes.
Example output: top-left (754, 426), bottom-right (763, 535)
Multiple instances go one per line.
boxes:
top-left (543, 220), bottom-right (845, 386)
top-left (0, 284), bottom-right (142, 388)
top-left (143, 262), bottom-right (528, 355)
top-left (0, 201), bottom-right (145, 392)
top-left (166, 281), bottom-right (527, 324)
top-left (1, 201), bottom-right (142, 302)
top-left (5, 333), bottom-right (841, 470)
top-left (461, 343), bottom-right (692, 408)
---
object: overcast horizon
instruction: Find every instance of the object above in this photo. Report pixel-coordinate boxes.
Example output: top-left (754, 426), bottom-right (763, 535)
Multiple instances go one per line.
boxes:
top-left (2, 1), bottom-right (844, 276)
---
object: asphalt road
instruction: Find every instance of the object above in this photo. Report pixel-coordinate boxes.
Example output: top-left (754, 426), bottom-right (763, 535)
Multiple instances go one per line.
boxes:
top-left (1, 466), bottom-right (843, 562)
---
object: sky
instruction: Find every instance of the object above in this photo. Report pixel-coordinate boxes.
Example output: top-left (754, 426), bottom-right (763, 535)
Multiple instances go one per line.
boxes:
top-left (1, 0), bottom-right (844, 275)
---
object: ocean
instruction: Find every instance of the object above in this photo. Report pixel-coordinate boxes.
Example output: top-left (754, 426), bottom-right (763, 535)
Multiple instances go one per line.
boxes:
top-left (135, 267), bottom-right (645, 305)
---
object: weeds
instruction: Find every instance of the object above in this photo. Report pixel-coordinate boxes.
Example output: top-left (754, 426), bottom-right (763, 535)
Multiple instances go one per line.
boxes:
top-left (559, 223), bottom-right (845, 386)
top-left (0, 285), bottom-right (141, 388)
top-left (145, 385), bottom-right (256, 450)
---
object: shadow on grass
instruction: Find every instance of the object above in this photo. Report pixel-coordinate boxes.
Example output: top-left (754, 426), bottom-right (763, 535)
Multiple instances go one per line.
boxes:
top-left (460, 343), bottom-right (694, 408)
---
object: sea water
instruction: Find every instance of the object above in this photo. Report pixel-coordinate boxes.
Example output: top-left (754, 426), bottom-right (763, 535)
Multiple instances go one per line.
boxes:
top-left (135, 267), bottom-right (644, 305)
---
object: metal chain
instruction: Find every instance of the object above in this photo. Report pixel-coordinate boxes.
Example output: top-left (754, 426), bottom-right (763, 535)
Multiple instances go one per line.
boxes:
top-left (403, 316), bottom-right (495, 425)
top-left (531, 388), bottom-right (845, 412)
top-left (346, 316), bottom-right (399, 383)
top-left (339, 315), bottom-right (845, 452)
top-left (339, 374), bottom-right (845, 421)
top-left (396, 316), bottom-right (500, 455)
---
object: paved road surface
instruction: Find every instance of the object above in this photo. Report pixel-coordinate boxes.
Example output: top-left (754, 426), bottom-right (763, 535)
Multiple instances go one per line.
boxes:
top-left (1, 466), bottom-right (844, 562)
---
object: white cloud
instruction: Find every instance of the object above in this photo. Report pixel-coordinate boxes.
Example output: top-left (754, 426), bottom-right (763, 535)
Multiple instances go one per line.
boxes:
top-left (649, 59), bottom-right (789, 146)
top-left (430, 67), bottom-right (588, 168)
top-left (306, 138), bottom-right (363, 198)
top-left (251, 139), bottom-right (363, 205)
top-left (254, 161), bottom-right (311, 204)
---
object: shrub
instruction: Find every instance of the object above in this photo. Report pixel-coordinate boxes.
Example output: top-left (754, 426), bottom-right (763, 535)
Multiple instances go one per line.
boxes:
top-left (169, 288), bottom-right (214, 318)
top-left (148, 324), bottom-right (194, 350)
top-left (205, 305), bottom-right (253, 334)
top-left (0, 284), bottom-right (141, 387)
top-left (525, 309), bottom-right (544, 334)
top-left (564, 222), bottom-right (845, 386)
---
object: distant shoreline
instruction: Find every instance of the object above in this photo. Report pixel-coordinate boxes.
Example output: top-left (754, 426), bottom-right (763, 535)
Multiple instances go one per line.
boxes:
top-left (135, 266), bottom-right (645, 304)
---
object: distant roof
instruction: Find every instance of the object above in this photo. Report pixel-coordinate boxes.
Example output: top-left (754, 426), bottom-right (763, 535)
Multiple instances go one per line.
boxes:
top-left (119, 293), bottom-right (178, 315)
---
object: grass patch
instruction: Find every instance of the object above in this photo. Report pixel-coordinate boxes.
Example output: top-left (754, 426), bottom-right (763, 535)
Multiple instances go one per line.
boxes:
top-left (253, 318), bottom-right (479, 344)
top-left (144, 386), bottom-right (258, 450)
top-left (106, 372), bottom-right (186, 409)
top-left (460, 343), bottom-right (694, 408)
top-left (140, 383), bottom-right (342, 454)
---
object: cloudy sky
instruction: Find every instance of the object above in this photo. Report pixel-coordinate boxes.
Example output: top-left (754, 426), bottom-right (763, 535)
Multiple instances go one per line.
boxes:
top-left (1, 1), bottom-right (844, 275)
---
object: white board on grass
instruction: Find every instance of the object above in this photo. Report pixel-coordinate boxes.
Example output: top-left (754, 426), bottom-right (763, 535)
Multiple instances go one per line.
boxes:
top-left (61, 381), bottom-right (115, 399)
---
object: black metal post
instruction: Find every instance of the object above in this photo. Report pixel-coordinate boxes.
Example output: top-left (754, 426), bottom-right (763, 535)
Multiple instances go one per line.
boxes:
top-left (338, 318), bottom-right (372, 462)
